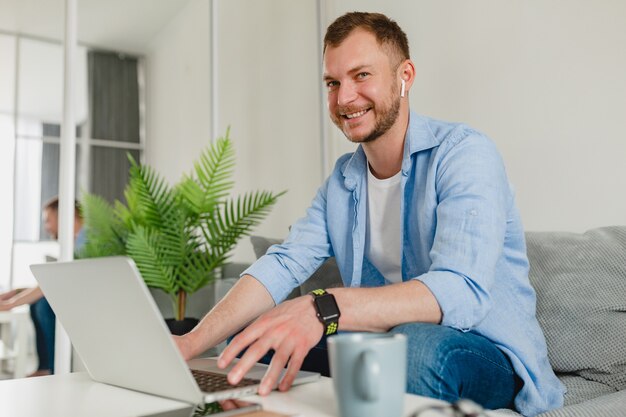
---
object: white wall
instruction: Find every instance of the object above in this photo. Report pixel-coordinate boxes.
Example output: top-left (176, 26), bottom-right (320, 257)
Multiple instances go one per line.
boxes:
top-left (325, 0), bottom-right (626, 232)
top-left (215, 0), bottom-right (322, 260)
top-left (16, 39), bottom-right (88, 127)
top-left (144, 0), bottom-right (212, 185)
top-left (146, 0), bottom-right (626, 266)
top-left (146, 0), bottom-right (322, 263)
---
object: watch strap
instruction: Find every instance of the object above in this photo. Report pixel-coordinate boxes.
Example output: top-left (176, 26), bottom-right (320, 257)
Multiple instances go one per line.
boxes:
top-left (309, 289), bottom-right (340, 336)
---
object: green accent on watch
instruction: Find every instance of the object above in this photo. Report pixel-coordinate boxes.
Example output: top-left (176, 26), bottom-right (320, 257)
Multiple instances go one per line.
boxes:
top-left (309, 289), bottom-right (341, 336)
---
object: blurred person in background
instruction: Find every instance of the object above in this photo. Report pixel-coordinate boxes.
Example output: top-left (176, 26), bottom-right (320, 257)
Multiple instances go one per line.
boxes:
top-left (0, 197), bottom-right (85, 376)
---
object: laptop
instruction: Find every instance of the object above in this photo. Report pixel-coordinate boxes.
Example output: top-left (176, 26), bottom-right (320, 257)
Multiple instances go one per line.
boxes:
top-left (30, 256), bottom-right (320, 405)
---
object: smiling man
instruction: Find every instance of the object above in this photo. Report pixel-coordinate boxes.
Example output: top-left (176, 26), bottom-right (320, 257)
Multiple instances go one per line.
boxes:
top-left (175, 12), bottom-right (564, 416)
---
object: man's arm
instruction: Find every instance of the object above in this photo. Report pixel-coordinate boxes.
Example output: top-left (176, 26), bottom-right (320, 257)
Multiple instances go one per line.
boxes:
top-left (329, 279), bottom-right (441, 331)
top-left (218, 279), bottom-right (441, 395)
top-left (0, 288), bottom-right (21, 301)
top-left (174, 274), bottom-right (276, 360)
top-left (0, 287), bottom-right (44, 311)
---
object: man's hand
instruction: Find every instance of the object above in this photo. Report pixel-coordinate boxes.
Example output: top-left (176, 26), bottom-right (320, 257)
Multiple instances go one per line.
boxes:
top-left (0, 287), bottom-right (44, 312)
top-left (169, 274), bottom-right (276, 369)
top-left (217, 294), bottom-right (324, 395)
top-left (0, 289), bottom-right (20, 301)
top-left (0, 301), bottom-right (15, 311)
top-left (0, 289), bottom-right (21, 311)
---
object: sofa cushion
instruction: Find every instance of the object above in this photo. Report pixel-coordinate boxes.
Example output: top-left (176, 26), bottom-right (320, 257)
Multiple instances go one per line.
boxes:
top-left (557, 375), bottom-right (616, 406)
top-left (538, 389), bottom-right (626, 417)
top-left (249, 236), bottom-right (343, 299)
top-left (525, 226), bottom-right (626, 391)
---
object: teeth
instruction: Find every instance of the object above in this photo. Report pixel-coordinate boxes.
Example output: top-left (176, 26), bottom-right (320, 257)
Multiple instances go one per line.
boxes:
top-left (345, 109), bottom-right (368, 119)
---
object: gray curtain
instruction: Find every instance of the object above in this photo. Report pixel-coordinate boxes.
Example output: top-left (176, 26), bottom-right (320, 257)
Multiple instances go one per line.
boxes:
top-left (88, 50), bottom-right (139, 142)
top-left (87, 50), bottom-right (140, 203)
top-left (38, 124), bottom-right (80, 240)
top-left (40, 124), bottom-right (61, 205)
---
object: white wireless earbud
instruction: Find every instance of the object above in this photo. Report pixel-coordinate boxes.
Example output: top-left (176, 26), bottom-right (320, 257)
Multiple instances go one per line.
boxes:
top-left (400, 79), bottom-right (406, 97)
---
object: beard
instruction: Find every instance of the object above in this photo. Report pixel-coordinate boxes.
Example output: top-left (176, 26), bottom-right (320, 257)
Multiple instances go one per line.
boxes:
top-left (332, 87), bottom-right (402, 144)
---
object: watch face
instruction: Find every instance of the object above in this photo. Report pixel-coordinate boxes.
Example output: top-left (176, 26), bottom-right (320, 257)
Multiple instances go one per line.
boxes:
top-left (315, 294), bottom-right (340, 321)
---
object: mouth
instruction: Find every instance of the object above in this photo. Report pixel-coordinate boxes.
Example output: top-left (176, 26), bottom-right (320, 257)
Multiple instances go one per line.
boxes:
top-left (341, 107), bottom-right (371, 120)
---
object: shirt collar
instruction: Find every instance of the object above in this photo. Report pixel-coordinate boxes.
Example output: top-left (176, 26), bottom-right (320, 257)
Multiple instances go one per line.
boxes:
top-left (341, 111), bottom-right (439, 189)
top-left (401, 111), bottom-right (440, 173)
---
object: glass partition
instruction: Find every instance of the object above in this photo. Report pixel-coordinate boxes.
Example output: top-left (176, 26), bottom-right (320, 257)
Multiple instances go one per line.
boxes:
top-left (0, 34), bottom-right (16, 290)
top-left (1, 1), bottom-right (163, 289)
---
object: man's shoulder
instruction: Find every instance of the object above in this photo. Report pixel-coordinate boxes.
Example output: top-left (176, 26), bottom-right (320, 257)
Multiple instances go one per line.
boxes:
top-left (412, 114), bottom-right (496, 158)
top-left (410, 112), bottom-right (485, 146)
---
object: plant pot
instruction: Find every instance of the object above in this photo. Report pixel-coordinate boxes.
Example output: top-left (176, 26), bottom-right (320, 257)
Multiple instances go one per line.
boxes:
top-left (165, 318), bottom-right (199, 336)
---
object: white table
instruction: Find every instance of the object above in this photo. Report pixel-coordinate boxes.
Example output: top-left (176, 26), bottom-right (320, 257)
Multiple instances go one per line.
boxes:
top-left (0, 372), bottom-right (193, 417)
top-left (0, 305), bottom-right (30, 378)
top-left (243, 377), bottom-right (509, 417)
top-left (0, 371), bottom-right (511, 417)
top-left (243, 376), bottom-right (446, 416)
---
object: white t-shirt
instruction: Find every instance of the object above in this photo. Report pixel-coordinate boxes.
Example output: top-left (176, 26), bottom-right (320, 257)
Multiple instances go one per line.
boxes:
top-left (365, 164), bottom-right (402, 284)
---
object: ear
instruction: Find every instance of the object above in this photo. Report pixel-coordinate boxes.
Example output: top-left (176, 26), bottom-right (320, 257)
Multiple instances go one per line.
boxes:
top-left (397, 59), bottom-right (416, 97)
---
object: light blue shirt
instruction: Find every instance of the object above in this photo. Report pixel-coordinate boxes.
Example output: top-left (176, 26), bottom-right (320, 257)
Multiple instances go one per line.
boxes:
top-left (75, 227), bottom-right (87, 252)
top-left (245, 112), bottom-right (565, 416)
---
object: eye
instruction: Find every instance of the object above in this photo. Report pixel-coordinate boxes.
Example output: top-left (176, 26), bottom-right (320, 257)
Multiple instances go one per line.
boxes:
top-left (326, 80), bottom-right (339, 90)
top-left (356, 72), bottom-right (370, 80)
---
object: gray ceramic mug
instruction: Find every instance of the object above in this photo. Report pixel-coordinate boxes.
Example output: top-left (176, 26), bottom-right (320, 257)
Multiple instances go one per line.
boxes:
top-left (328, 332), bottom-right (407, 417)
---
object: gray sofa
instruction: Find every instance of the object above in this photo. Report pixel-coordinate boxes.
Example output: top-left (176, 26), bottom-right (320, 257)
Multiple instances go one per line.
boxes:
top-left (251, 226), bottom-right (626, 417)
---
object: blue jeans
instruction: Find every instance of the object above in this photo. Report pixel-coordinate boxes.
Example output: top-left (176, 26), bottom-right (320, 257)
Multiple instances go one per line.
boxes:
top-left (390, 322), bottom-right (520, 410)
top-left (30, 297), bottom-right (56, 373)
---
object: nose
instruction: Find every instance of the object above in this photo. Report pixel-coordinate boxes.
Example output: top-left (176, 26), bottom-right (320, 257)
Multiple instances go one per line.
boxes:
top-left (336, 81), bottom-right (358, 107)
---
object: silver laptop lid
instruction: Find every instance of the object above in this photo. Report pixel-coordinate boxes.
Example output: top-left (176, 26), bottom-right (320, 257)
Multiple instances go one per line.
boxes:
top-left (31, 256), bottom-right (203, 405)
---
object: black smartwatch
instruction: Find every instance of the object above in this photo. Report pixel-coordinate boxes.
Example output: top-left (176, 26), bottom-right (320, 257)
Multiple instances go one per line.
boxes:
top-left (309, 289), bottom-right (341, 335)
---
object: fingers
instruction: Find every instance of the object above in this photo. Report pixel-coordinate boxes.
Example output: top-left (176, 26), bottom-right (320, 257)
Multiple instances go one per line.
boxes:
top-left (227, 341), bottom-right (273, 385)
top-left (258, 338), bottom-right (295, 395)
top-left (221, 322), bottom-right (302, 392)
top-left (218, 333), bottom-right (250, 369)
top-left (222, 327), bottom-right (278, 385)
top-left (0, 289), bottom-right (16, 300)
top-left (218, 399), bottom-right (237, 411)
top-left (218, 321), bottom-right (267, 369)
top-left (217, 297), bottom-right (322, 392)
top-left (278, 348), bottom-right (306, 392)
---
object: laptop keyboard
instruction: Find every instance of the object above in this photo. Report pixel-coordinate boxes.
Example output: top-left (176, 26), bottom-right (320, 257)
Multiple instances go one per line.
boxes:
top-left (191, 369), bottom-right (260, 393)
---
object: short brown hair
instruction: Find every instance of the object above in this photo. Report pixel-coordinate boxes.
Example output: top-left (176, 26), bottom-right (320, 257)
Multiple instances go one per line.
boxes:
top-left (43, 196), bottom-right (82, 218)
top-left (324, 12), bottom-right (410, 66)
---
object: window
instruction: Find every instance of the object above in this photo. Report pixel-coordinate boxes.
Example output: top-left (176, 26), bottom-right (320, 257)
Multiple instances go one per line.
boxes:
top-left (0, 34), bottom-right (144, 290)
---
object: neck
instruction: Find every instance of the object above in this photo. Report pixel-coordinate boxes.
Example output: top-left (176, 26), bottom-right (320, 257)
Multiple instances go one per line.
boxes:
top-left (362, 107), bottom-right (409, 179)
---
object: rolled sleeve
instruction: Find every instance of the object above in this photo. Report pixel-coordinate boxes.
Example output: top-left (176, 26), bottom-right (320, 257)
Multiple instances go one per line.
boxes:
top-left (243, 254), bottom-right (300, 304)
top-left (417, 132), bottom-right (509, 330)
top-left (242, 178), bottom-right (334, 304)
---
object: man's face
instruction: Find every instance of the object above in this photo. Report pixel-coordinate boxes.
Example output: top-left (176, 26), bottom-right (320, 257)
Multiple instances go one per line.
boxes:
top-left (43, 208), bottom-right (59, 239)
top-left (323, 29), bottom-right (401, 143)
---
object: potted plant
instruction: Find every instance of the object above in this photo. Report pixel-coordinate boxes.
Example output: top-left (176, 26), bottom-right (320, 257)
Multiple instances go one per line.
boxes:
top-left (78, 129), bottom-right (284, 334)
